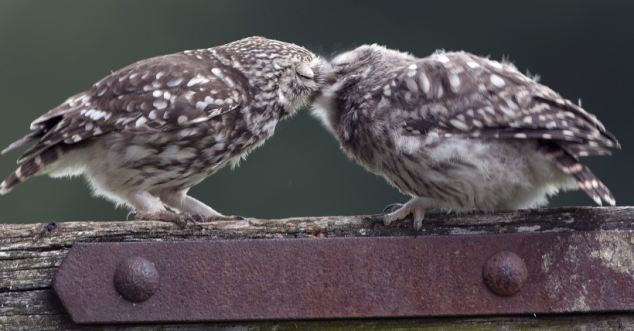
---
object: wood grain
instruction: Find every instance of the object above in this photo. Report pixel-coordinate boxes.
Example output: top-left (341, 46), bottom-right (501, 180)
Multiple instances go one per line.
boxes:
top-left (1, 207), bottom-right (633, 330)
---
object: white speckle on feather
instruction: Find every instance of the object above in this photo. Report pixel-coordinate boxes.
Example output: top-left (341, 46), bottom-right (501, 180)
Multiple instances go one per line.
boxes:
top-left (490, 74), bottom-right (506, 87)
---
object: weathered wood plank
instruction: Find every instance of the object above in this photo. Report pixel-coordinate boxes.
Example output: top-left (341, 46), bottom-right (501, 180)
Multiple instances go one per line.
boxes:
top-left (1, 311), bottom-right (632, 331)
top-left (1, 207), bottom-right (633, 330)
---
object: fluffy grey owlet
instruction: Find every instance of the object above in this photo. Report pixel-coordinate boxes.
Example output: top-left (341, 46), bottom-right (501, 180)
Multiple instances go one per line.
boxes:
top-left (312, 45), bottom-right (619, 230)
top-left (1, 36), bottom-right (329, 224)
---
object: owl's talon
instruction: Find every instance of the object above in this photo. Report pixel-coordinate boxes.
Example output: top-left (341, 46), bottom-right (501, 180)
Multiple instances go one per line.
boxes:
top-left (190, 213), bottom-right (206, 223)
top-left (173, 213), bottom-right (200, 228)
top-left (134, 211), bottom-right (198, 228)
top-left (380, 210), bottom-right (410, 227)
top-left (379, 211), bottom-right (424, 231)
top-left (377, 198), bottom-right (432, 231)
top-left (134, 211), bottom-right (168, 221)
top-left (382, 203), bottom-right (404, 214)
top-left (205, 214), bottom-right (245, 222)
top-left (413, 219), bottom-right (423, 232)
top-left (126, 211), bottom-right (137, 221)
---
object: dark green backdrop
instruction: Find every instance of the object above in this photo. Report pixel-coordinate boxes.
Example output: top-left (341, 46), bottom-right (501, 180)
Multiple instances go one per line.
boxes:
top-left (1, 0), bottom-right (632, 223)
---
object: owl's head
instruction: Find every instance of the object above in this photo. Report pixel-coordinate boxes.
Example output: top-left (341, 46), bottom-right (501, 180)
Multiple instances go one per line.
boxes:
top-left (329, 44), bottom-right (415, 79)
top-left (225, 36), bottom-right (332, 116)
top-left (311, 44), bottom-right (414, 137)
top-left (275, 55), bottom-right (332, 116)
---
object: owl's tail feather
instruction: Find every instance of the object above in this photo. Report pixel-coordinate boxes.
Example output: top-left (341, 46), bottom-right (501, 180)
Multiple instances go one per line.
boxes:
top-left (1, 131), bottom-right (43, 156)
top-left (0, 146), bottom-right (61, 195)
top-left (544, 146), bottom-right (615, 206)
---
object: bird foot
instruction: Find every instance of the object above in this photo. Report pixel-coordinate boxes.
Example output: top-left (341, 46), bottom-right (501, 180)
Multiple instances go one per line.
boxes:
top-left (133, 210), bottom-right (200, 228)
top-left (204, 214), bottom-right (246, 222)
top-left (376, 198), bottom-right (432, 231)
top-left (382, 203), bottom-right (404, 214)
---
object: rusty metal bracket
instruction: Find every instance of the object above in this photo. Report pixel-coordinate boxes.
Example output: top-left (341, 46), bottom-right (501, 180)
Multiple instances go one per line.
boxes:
top-left (53, 230), bottom-right (634, 324)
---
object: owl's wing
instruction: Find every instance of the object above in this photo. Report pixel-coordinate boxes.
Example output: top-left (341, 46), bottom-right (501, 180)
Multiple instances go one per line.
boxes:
top-left (391, 52), bottom-right (618, 150)
top-left (14, 52), bottom-right (245, 164)
top-left (388, 51), bottom-right (619, 205)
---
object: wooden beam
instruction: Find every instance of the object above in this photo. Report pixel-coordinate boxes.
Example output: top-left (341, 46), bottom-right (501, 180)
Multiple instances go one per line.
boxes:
top-left (1, 207), bottom-right (633, 330)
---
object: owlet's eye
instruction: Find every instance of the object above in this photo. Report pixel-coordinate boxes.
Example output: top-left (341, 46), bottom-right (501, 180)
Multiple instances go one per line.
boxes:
top-left (296, 63), bottom-right (314, 80)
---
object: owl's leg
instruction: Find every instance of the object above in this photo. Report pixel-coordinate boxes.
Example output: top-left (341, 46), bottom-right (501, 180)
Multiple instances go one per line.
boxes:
top-left (127, 191), bottom-right (164, 214)
top-left (160, 190), bottom-right (240, 222)
top-left (126, 191), bottom-right (193, 226)
top-left (379, 197), bottom-right (436, 231)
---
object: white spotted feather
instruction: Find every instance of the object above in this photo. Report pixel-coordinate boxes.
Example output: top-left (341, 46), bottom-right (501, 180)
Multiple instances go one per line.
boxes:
top-left (313, 44), bottom-right (619, 223)
top-left (1, 37), bottom-right (331, 222)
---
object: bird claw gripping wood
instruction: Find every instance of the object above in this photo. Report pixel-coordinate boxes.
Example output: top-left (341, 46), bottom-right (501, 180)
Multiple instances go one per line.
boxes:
top-left (133, 211), bottom-right (200, 228)
top-left (131, 210), bottom-right (245, 228)
top-left (382, 203), bottom-right (404, 214)
top-left (376, 198), bottom-right (434, 231)
top-left (205, 215), bottom-right (246, 222)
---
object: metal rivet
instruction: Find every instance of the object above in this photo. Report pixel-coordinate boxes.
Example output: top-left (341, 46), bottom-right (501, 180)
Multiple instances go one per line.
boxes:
top-left (482, 251), bottom-right (527, 296)
top-left (113, 256), bottom-right (159, 302)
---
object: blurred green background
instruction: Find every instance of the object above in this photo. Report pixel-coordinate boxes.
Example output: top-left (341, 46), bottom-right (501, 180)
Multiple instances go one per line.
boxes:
top-left (0, 0), bottom-right (632, 223)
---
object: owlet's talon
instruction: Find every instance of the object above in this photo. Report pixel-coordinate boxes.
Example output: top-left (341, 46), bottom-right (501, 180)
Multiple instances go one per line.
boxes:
top-left (413, 219), bottom-right (424, 232)
top-left (382, 203), bottom-right (404, 214)
top-left (126, 211), bottom-right (137, 221)
top-left (376, 198), bottom-right (433, 231)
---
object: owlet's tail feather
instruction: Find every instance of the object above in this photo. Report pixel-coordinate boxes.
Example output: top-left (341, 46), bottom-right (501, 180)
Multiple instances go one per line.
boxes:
top-left (542, 144), bottom-right (615, 206)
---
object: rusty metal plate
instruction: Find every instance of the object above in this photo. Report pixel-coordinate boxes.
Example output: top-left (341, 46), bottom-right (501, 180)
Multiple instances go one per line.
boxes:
top-left (53, 231), bottom-right (634, 324)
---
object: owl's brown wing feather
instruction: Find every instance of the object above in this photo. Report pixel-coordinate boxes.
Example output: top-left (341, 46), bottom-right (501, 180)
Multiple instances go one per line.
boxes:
top-left (392, 52), bottom-right (618, 153)
top-left (16, 53), bottom-right (244, 164)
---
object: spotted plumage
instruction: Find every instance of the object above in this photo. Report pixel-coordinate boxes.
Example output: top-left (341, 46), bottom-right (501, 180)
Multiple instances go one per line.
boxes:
top-left (1, 36), bottom-right (330, 222)
top-left (313, 44), bottom-right (619, 229)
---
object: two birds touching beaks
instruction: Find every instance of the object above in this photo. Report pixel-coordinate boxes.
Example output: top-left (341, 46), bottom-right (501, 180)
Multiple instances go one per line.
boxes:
top-left (0, 37), bottom-right (620, 230)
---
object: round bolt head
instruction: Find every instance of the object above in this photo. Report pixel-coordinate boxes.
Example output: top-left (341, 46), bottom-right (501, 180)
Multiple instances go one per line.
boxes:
top-left (113, 256), bottom-right (159, 302)
top-left (482, 251), bottom-right (527, 296)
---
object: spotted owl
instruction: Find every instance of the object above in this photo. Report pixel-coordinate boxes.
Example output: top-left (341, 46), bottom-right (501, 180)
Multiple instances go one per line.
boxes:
top-left (1, 36), bottom-right (330, 224)
top-left (312, 44), bottom-right (619, 230)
